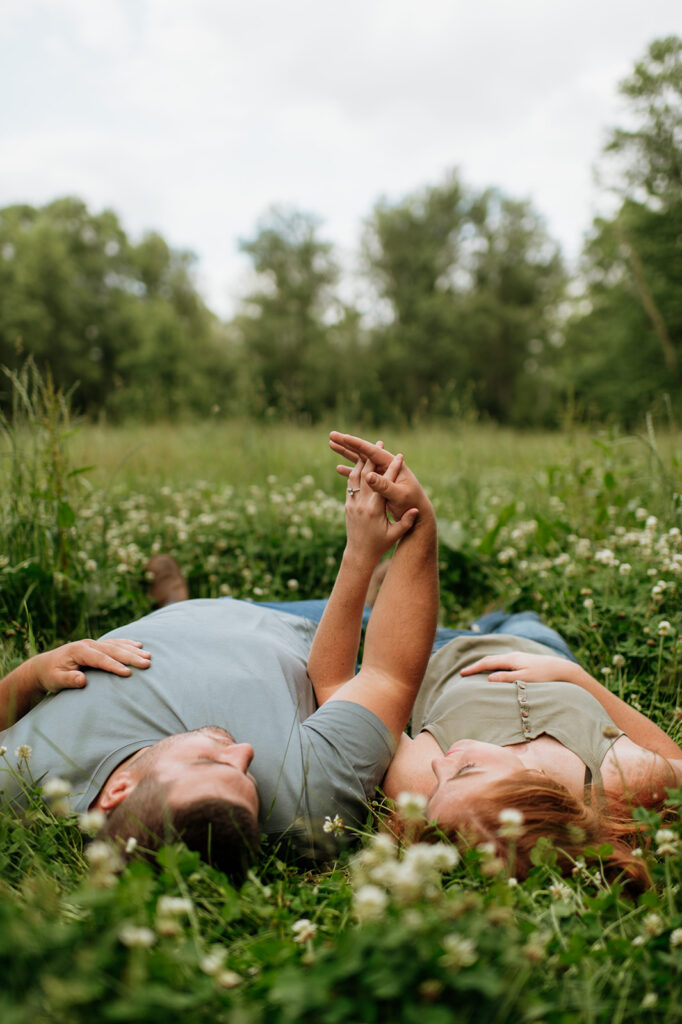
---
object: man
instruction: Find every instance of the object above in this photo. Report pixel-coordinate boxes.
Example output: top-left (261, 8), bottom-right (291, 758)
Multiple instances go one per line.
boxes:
top-left (0, 435), bottom-right (438, 878)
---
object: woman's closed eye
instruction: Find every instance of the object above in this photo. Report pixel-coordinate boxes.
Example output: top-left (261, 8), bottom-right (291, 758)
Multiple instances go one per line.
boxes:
top-left (455, 762), bottom-right (476, 777)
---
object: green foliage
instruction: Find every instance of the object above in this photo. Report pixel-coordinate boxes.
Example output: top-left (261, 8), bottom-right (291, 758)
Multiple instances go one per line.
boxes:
top-left (4, 298), bottom-right (682, 1023)
top-left (361, 177), bottom-right (566, 425)
top-left (0, 197), bottom-right (233, 420)
top-left (566, 36), bottom-right (682, 424)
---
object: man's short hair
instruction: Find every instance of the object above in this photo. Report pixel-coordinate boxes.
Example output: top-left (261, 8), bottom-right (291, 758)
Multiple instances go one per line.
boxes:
top-left (99, 774), bottom-right (260, 882)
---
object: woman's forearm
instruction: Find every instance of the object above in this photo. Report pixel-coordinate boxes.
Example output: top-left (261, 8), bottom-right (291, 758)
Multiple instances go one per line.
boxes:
top-left (564, 662), bottom-right (682, 759)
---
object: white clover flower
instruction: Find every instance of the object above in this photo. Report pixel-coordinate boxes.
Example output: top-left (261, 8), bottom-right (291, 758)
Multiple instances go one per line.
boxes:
top-left (368, 833), bottom-right (398, 860)
top-left (632, 935), bottom-right (646, 947)
top-left (322, 814), bottom-right (345, 836)
top-left (291, 918), bottom-right (318, 943)
top-left (354, 884), bottom-right (388, 922)
top-left (118, 924), bottom-right (156, 948)
top-left (287, 578), bottom-right (299, 591)
top-left (635, 507), bottom-right (648, 522)
top-left (549, 882), bottom-right (572, 902)
top-left (42, 777), bottom-right (72, 800)
top-left (498, 807), bottom-right (524, 839)
top-left (583, 597), bottom-right (594, 611)
top-left (612, 654), bottom-right (626, 668)
top-left (645, 516), bottom-right (659, 532)
top-left (618, 563), bottom-right (632, 576)
top-left (216, 969), bottom-right (243, 989)
top-left (632, 847), bottom-right (643, 858)
top-left (641, 993), bottom-right (658, 1010)
top-left (125, 837), bottom-right (138, 854)
top-left (507, 877), bottom-right (518, 888)
top-left (422, 842), bottom-right (459, 873)
top-left (157, 896), bottom-right (193, 917)
top-left (200, 947), bottom-right (227, 976)
top-left (441, 934), bottom-right (478, 968)
top-left (0, 745), bottom-right (6, 757)
top-left (396, 791), bottom-right (428, 820)
top-left (671, 929), bottom-right (682, 948)
top-left (15, 744), bottom-right (32, 762)
top-left (78, 809), bottom-right (106, 834)
top-left (643, 913), bottom-right (664, 937)
top-left (594, 548), bottom-right (616, 566)
top-left (658, 620), bottom-right (675, 637)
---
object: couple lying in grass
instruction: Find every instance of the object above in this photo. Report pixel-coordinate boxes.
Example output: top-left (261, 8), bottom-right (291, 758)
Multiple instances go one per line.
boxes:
top-left (1, 433), bottom-right (679, 889)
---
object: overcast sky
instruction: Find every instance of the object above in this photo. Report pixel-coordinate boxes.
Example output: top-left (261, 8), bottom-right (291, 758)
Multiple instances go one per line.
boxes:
top-left (1, 0), bottom-right (680, 317)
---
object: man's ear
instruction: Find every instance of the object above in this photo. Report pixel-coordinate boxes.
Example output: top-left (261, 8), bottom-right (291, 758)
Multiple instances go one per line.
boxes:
top-left (96, 770), bottom-right (137, 811)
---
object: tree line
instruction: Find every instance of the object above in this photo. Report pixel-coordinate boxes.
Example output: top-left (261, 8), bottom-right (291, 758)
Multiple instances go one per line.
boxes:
top-left (0, 36), bottom-right (679, 427)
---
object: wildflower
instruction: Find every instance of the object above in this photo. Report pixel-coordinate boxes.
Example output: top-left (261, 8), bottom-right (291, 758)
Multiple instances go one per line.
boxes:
top-left (15, 744), bottom-right (32, 762)
top-left (292, 919), bottom-right (317, 943)
top-left (645, 515), bottom-right (658, 531)
top-left (632, 935), bottom-right (646, 947)
top-left (612, 654), bottom-right (626, 668)
top-left (157, 896), bottom-right (193, 917)
top-left (671, 929), bottom-right (682, 948)
top-left (42, 777), bottom-right (72, 800)
top-left (78, 809), bottom-right (106, 834)
top-left (583, 598), bottom-right (594, 611)
top-left (396, 791), bottom-right (428, 820)
top-left (507, 877), bottom-right (518, 888)
top-left (618, 563), bottom-right (632, 576)
top-left (641, 993), bottom-right (658, 1010)
top-left (658, 620), bottom-right (675, 637)
top-left (594, 548), bottom-right (616, 566)
top-left (354, 884), bottom-right (388, 922)
top-left (655, 828), bottom-right (678, 855)
top-left (602, 725), bottom-right (620, 739)
top-left (322, 814), bottom-right (345, 836)
top-left (441, 934), bottom-right (478, 968)
top-left (498, 807), bottom-right (524, 839)
top-left (600, 667), bottom-right (612, 677)
top-left (549, 882), bottom-right (572, 901)
top-left (0, 746), bottom-right (6, 756)
top-left (216, 969), bottom-right (242, 988)
top-left (632, 847), bottom-right (643, 858)
top-left (635, 507), bottom-right (648, 521)
top-left (85, 840), bottom-right (124, 887)
top-left (643, 912), bottom-right (664, 937)
top-left (125, 837), bottom-right (137, 854)
top-left (200, 947), bottom-right (227, 975)
top-left (118, 924), bottom-right (156, 948)
top-left (523, 934), bottom-right (549, 962)
top-left (287, 579), bottom-right (299, 591)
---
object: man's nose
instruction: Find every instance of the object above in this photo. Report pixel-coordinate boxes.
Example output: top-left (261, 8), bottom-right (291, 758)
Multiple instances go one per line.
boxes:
top-left (228, 742), bottom-right (255, 771)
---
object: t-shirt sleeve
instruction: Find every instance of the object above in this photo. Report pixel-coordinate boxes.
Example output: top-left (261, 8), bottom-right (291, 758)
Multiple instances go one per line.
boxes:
top-left (298, 700), bottom-right (396, 831)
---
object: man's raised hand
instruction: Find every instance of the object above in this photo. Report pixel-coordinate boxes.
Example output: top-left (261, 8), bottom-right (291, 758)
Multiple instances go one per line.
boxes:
top-left (330, 431), bottom-right (432, 523)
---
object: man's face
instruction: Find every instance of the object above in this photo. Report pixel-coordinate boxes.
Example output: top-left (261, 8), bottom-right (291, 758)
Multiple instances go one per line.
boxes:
top-left (145, 726), bottom-right (259, 818)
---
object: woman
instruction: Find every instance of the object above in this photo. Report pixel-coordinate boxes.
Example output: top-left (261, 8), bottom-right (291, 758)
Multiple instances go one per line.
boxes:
top-left (327, 433), bottom-right (682, 888)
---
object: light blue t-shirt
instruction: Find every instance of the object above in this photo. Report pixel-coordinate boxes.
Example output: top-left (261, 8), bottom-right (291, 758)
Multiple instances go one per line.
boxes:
top-left (0, 600), bottom-right (395, 851)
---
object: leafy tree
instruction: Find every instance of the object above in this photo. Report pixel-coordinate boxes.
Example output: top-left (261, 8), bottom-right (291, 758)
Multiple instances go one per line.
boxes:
top-left (566, 36), bottom-right (682, 423)
top-left (361, 175), bottom-right (566, 425)
top-left (0, 198), bottom-right (231, 419)
top-left (233, 207), bottom-right (342, 421)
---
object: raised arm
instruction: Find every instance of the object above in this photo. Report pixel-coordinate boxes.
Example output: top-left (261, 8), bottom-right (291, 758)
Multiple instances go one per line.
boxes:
top-left (318, 434), bottom-right (439, 742)
top-left (462, 651), bottom-right (682, 760)
top-left (0, 639), bottom-right (151, 730)
top-left (307, 449), bottom-right (418, 704)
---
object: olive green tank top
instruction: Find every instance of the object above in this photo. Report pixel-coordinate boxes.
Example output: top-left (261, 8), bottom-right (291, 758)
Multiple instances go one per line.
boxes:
top-left (412, 634), bottom-right (623, 793)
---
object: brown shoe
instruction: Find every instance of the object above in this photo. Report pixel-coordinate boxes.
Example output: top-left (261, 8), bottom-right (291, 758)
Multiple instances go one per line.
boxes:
top-left (146, 555), bottom-right (189, 607)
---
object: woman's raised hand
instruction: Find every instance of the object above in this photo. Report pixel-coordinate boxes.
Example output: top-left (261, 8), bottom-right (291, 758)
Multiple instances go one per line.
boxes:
top-left (330, 431), bottom-right (431, 522)
top-left (344, 451), bottom-right (419, 563)
top-left (460, 651), bottom-right (576, 684)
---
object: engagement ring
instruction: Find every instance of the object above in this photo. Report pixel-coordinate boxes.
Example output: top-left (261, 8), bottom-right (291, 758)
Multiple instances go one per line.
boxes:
top-left (347, 488), bottom-right (360, 496)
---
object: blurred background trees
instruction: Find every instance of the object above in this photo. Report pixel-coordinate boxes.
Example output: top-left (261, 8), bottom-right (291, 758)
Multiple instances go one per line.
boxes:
top-left (0, 36), bottom-right (679, 427)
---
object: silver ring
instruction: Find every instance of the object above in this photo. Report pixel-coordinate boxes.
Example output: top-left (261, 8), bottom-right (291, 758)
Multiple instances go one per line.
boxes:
top-left (347, 487), bottom-right (360, 496)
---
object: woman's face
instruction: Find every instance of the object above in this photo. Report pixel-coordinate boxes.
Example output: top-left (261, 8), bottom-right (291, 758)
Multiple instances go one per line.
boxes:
top-left (427, 739), bottom-right (527, 826)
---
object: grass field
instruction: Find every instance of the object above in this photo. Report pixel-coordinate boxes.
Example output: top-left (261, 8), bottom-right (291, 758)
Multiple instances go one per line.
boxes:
top-left (2, 379), bottom-right (682, 1022)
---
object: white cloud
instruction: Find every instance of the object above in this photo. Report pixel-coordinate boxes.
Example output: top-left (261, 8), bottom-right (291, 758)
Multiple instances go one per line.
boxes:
top-left (0, 0), bottom-right (679, 315)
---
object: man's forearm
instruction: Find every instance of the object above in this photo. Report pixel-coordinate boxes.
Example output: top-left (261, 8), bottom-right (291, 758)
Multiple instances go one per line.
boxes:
top-left (307, 547), bottom-right (377, 705)
top-left (0, 658), bottom-right (45, 730)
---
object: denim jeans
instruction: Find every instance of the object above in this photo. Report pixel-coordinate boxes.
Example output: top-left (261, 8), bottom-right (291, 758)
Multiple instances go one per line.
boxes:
top-left (256, 601), bottom-right (578, 663)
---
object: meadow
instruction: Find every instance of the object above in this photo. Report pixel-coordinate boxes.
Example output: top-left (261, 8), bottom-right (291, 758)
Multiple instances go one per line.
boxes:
top-left (2, 368), bottom-right (682, 1022)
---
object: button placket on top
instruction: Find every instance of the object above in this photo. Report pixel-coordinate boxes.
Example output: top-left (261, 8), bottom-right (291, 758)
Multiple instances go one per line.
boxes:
top-left (515, 681), bottom-right (532, 739)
